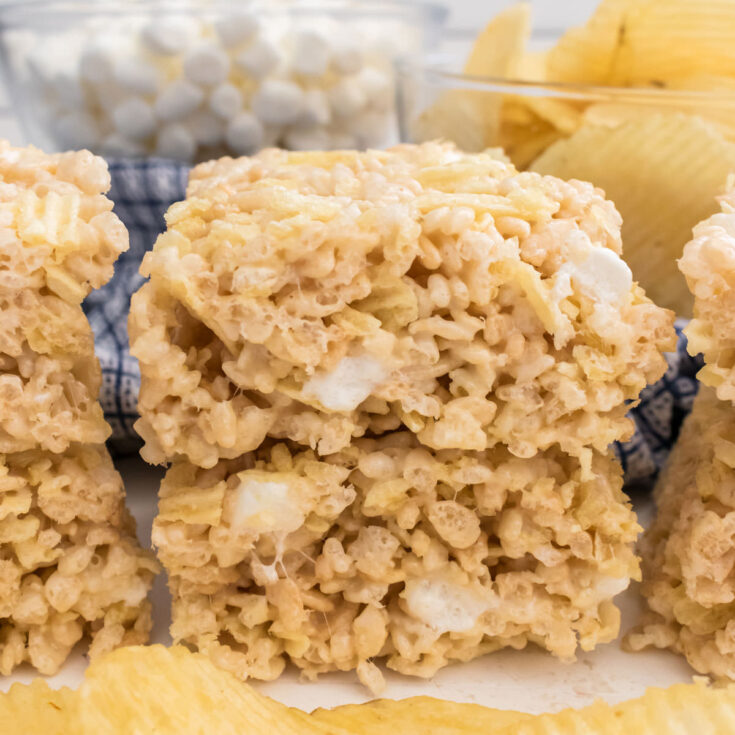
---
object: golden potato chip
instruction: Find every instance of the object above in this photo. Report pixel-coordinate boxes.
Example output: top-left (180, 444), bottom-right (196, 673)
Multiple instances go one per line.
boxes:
top-left (531, 112), bottom-right (735, 315)
top-left (312, 697), bottom-right (531, 734)
top-left (416, 3), bottom-right (531, 151)
top-left (610, 0), bottom-right (735, 87)
top-left (545, 0), bottom-right (640, 84)
top-left (0, 680), bottom-right (76, 735)
top-left (77, 645), bottom-right (332, 735)
top-left (494, 680), bottom-right (735, 735)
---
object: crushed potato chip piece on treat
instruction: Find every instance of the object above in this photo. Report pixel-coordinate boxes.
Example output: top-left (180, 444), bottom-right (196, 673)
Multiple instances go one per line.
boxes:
top-left (154, 435), bottom-right (640, 690)
top-left (680, 183), bottom-right (735, 400)
top-left (532, 113), bottom-right (735, 316)
top-left (130, 142), bottom-right (674, 468)
top-left (0, 444), bottom-right (159, 677)
top-left (625, 387), bottom-right (735, 679)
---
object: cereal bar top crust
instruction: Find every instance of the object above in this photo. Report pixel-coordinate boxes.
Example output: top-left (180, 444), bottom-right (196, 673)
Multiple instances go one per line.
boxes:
top-left (132, 142), bottom-right (675, 468)
top-left (625, 387), bottom-right (735, 678)
top-left (0, 140), bottom-right (128, 304)
top-left (154, 436), bottom-right (639, 689)
top-left (0, 444), bottom-right (160, 676)
top-left (681, 185), bottom-right (735, 402)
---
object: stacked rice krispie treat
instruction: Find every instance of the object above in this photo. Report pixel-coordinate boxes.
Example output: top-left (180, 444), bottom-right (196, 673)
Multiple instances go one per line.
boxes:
top-left (131, 142), bottom-right (675, 690)
top-left (627, 186), bottom-right (735, 678)
top-left (0, 142), bottom-right (158, 676)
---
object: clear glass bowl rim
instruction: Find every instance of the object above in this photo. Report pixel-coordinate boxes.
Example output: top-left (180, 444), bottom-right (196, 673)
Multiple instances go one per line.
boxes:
top-left (0, 0), bottom-right (448, 27)
top-left (397, 55), bottom-right (735, 107)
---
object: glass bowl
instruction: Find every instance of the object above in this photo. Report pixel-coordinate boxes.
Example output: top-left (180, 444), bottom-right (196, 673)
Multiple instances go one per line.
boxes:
top-left (397, 58), bottom-right (735, 315)
top-left (0, 0), bottom-right (446, 162)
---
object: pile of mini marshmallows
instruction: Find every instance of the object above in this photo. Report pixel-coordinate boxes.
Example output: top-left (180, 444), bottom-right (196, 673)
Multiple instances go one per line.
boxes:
top-left (19, 11), bottom-right (401, 161)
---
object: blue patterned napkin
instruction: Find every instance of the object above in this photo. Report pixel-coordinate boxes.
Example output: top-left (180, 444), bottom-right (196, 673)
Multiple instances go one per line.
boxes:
top-left (86, 158), bottom-right (702, 487)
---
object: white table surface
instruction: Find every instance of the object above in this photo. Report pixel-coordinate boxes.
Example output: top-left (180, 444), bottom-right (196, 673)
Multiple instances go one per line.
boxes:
top-left (1, 455), bottom-right (695, 715)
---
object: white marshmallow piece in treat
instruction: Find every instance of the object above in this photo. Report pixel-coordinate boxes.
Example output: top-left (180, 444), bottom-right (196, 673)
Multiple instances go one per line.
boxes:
top-left (141, 16), bottom-right (201, 56)
top-left (232, 478), bottom-right (304, 535)
top-left (235, 37), bottom-right (281, 80)
top-left (209, 82), bottom-right (244, 120)
top-left (251, 79), bottom-right (305, 126)
top-left (302, 356), bottom-right (388, 412)
top-left (214, 11), bottom-right (260, 49)
top-left (112, 97), bottom-right (156, 141)
top-left (572, 248), bottom-right (633, 306)
top-left (156, 123), bottom-right (197, 161)
top-left (113, 56), bottom-right (160, 96)
top-left (291, 29), bottom-right (331, 78)
top-left (183, 42), bottom-right (230, 87)
top-left (225, 112), bottom-right (264, 154)
top-left (155, 80), bottom-right (205, 122)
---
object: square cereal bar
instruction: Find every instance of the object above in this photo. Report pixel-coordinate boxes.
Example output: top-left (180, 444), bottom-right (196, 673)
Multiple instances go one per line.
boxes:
top-left (154, 437), bottom-right (639, 692)
top-left (680, 183), bottom-right (735, 401)
top-left (131, 143), bottom-right (675, 468)
top-left (0, 444), bottom-right (159, 676)
top-left (626, 387), bottom-right (735, 678)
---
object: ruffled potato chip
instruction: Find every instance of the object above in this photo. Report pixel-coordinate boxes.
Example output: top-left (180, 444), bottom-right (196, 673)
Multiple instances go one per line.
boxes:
top-left (531, 112), bottom-right (735, 315)
top-left (0, 680), bottom-right (75, 735)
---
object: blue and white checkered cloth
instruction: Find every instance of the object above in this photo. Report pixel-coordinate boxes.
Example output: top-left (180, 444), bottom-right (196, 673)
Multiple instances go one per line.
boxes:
top-left (85, 158), bottom-right (702, 487)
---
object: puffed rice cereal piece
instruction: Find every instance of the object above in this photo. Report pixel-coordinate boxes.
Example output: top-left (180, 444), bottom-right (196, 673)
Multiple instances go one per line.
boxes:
top-left (0, 444), bottom-right (159, 676)
top-left (153, 434), bottom-right (639, 691)
top-left (625, 387), bottom-right (735, 679)
top-left (680, 183), bottom-right (735, 402)
top-left (131, 142), bottom-right (675, 468)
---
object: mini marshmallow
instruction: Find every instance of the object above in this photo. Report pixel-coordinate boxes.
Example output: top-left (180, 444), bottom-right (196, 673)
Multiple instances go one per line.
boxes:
top-left (56, 112), bottom-right (101, 150)
top-left (112, 97), bottom-right (156, 141)
top-left (225, 112), bottom-right (265, 155)
top-left (331, 41), bottom-right (363, 76)
top-left (99, 132), bottom-right (145, 158)
top-left (154, 80), bottom-right (204, 122)
top-left (284, 126), bottom-right (332, 152)
top-left (208, 82), bottom-right (243, 120)
top-left (297, 89), bottom-right (331, 127)
top-left (113, 57), bottom-right (160, 96)
top-left (291, 30), bottom-right (331, 78)
top-left (251, 79), bottom-right (305, 126)
top-left (155, 123), bottom-right (197, 161)
top-left (328, 77), bottom-right (367, 118)
top-left (348, 109), bottom-right (394, 149)
top-left (183, 42), bottom-right (230, 87)
top-left (141, 17), bottom-right (201, 56)
top-left (356, 66), bottom-right (393, 111)
top-left (79, 45), bottom-right (115, 85)
top-left (214, 11), bottom-right (259, 48)
top-left (186, 110), bottom-right (224, 146)
top-left (235, 37), bottom-right (280, 80)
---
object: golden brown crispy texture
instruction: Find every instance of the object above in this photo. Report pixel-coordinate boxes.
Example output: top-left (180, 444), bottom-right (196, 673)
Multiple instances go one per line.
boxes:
top-left (680, 183), bottom-right (735, 400)
top-left (0, 445), bottom-right (159, 676)
top-left (155, 436), bottom-right (639, 691)
top-left (131, 142), bottom-right (674, 468)
top-left (626, 387), bottom-right (735, 678)
top-left (0, 679), bottom-right (76, 735)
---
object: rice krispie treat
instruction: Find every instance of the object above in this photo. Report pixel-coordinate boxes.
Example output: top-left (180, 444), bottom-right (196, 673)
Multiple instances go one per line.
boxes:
top-left (154, 436), bottom-right (639, 691)
top-left (680, 184), bottom-right (735, 401)
top-left (0, 141), bottom-right (129, 454)
top-left (130, 142), bottom-right (675, 469)
top-left (0, 444), bottom-right (159, 676)
top-left (625, 387), bottom-right (735, 678)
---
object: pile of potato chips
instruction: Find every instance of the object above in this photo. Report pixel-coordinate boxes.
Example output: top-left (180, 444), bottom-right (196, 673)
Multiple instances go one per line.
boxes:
top-left (415, 0), bottom-right (735, 315)
top-left (4, 644), bottom-right (735, 734)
